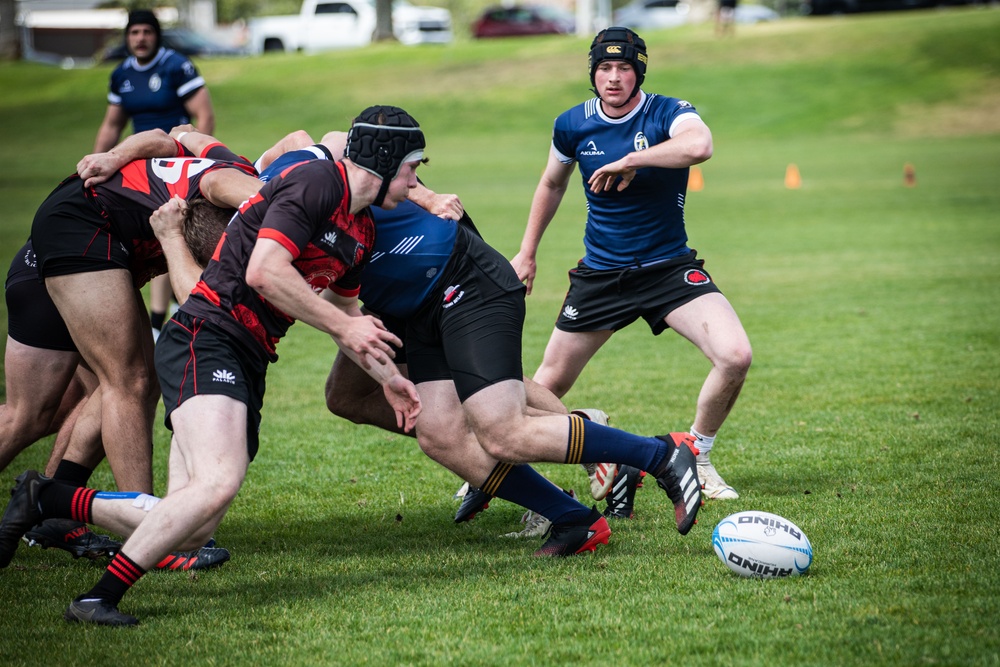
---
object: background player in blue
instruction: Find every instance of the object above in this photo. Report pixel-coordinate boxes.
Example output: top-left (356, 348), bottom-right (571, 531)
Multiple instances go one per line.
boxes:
top-left (94, 10), bottom-right (215, 153)
top-left (511, 27), bottom-right (753, 501)
top-left (94, 9), bottom-right (217, 338)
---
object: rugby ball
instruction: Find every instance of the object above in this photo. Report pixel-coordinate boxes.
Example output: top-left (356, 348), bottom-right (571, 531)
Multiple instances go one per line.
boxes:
top-left (712, 511), bottom-right (813, 578)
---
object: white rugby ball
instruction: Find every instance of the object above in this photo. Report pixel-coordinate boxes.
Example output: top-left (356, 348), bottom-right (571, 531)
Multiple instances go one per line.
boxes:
top-left (712, 511), bottom-right (813, 578)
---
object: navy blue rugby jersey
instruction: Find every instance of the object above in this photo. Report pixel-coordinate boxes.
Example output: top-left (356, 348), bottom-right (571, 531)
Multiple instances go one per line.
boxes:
top-left (552, 91), bottom-right (702, 270)
top-left (108, 48), bottom-right (206, 134)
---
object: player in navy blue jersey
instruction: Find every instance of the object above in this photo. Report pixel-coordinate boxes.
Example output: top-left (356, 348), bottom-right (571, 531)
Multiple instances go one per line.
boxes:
top-left (94, 10), bottom-right (214, 153)
top-left (512, 27), bottom-right (753, 501)
top-left (256, 131), bottom-right (702, 558)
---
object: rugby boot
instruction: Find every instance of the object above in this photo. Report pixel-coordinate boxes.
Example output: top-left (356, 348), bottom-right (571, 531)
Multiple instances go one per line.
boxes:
top-left (604, 465), bottom-right (642, 520)
top-left (23, 519), bottom-right (122, 560)
top-left (454, 486), bottom-right (491, 523)
top-left (0, 470), bottom-right (49, 567)
top-left (533, 506), bottom-right (611, 557)
top-left (64, 598), bottom-right (139, 627)
top-left (650, 433), bottom-right (702, 535)
top-left (156, 545), bottom-right (231, 571)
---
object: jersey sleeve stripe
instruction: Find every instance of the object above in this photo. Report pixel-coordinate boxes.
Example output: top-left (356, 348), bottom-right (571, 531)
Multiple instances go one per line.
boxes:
top-left (177, 77), bottom-right (206, 98)
top-left (258, 228), bottom-right (301, 259)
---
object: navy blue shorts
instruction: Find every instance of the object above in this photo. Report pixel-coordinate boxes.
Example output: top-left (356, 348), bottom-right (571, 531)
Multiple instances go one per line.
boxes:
top-left (556, 250), bottom-right (723, 336)
top-left (155, 311), bottom-right (267, 461)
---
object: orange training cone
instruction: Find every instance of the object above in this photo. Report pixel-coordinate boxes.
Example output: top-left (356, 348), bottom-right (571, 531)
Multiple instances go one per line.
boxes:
top-left (904, 163), bottom-right (916, 187)
top-left (785, 163), bottom-right (801, 189)
top-left (688, 165), bottom-right (704, 192)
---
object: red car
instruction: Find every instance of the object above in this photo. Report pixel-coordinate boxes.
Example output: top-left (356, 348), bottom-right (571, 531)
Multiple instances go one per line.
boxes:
top-left (472, 4), bottom-right (575, 38)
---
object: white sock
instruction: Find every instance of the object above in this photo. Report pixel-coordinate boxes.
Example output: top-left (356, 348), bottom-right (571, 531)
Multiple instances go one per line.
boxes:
top-left (691, 427), bottom-right (715, 458)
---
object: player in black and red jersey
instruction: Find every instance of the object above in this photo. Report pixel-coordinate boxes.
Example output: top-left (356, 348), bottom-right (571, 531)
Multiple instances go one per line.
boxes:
top-left (25, 130), bottom-right (258, 500)
top-left (0, 106), bottom-right (423, 626)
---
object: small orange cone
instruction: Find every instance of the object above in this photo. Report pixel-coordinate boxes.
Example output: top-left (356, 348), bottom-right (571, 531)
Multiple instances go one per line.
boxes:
top-left (688, 165), bottom-right (704, 192)
top-left (904, 163), bottom-right (916, 187)
top-left (785, 163), bottom-right (801, 189)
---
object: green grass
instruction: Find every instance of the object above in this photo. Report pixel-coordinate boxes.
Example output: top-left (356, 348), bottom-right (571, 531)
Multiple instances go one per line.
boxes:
top-left (1, 7), bottom-right (999, 666)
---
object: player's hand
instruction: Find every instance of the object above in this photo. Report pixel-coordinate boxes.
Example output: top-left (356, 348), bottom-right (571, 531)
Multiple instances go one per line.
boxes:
top-left (588, 157), bottom-right (637, 193)
top-left (510, 251), bottom-right (537, 295)
top-left (335, 316), bottom-right (400, 370)
top-left (427, 193), bottom-right (464, 221)
top-left (77, 151), bottom-right (129, 188)
top-left (150, 196), bottom-right (188, 242)
top-left (381, 374), bottom-right (422, 433)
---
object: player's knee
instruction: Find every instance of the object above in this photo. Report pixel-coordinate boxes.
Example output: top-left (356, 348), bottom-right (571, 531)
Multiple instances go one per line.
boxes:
top-left (719, 343), bottom-right (752, 380)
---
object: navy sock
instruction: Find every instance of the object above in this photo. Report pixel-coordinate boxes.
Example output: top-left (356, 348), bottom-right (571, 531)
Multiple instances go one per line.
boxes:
top-left (481, 462), bottom-right (590, 525)
top-left (566, 414), bottom-right (668, 472)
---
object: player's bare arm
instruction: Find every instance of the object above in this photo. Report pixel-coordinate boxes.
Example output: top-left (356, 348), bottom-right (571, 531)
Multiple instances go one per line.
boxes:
top-left (588, 118), bottom-right (713, 193)
top-left (511, 151), bottom-right (574, 294)
top-left (322, 290), bottom-right (421, 431)
top-left (77, 128), bottom-right (178, 187)
top-left (149, 197), bottom-right (201, 304)
top-left (93, 104), bottom-right (129, 153)
top-left (245, 238), bottom-right (401, 369)
top-left (183, 87), bottom-right (215, 136)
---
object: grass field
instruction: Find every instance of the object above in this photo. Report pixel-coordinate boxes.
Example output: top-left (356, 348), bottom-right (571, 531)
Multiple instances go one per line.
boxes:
top-left (1, 7), bottom-right (999, 666)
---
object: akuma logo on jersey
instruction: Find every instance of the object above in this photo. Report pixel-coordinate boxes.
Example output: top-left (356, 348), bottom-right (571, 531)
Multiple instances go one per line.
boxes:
top-left (684, 269), bottom-right (711, 286)
top-left (120, 80), bottom-right (135, 93)
top-left (562, 305), bottom-right (579, 320)
top-left (581, 141), bottom-right (605, 157)
top-left (443, 284), bottom-right (464, 309)
top-left (148, 74), bottom-right (162, 93)
top-left (678, 100), bottom-right (693, 109)
top-left (634, 132), bottom-right (649, 152)
top-left (321, 231), bottom-right (338, 248)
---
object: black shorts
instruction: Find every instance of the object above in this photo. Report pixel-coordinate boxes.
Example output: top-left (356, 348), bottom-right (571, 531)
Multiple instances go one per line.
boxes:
top-left (30, 177), bottom-right (128, 278)
top-left (155, 311), bottom-right (267, 461)
top-left (405, 226), bottom-right (526, 402)
top-left (556, 250), bottom-right (723, 336)
top-left (4, 277), bottom-right (76, 351)
top-left (362, 307), bottom-right (407, 366)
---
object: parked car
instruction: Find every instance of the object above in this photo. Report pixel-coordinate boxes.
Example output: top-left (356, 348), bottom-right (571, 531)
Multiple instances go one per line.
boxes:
top-left (101, 27), bottom-right (245, 62)
top-left (471, 4), bottom-right (575, 38)
top-left (613, 0), bottom-right (691, 30)
top-left (734, 4), bottom-right (781, 22)
top-left (247, 0), bottom-right (452, 54)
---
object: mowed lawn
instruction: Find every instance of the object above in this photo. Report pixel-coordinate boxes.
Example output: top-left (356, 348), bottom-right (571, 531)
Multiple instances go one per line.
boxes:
top-left (0, 7), bottom-right (998, 666)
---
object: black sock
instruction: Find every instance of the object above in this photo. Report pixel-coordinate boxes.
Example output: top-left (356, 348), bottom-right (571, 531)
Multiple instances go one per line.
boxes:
top-left (82, 552), bottom-right (146, 606)
top-left (52, 460), bottom-right (93, 487)
top-left (150, 310), bottom-right (166, 330)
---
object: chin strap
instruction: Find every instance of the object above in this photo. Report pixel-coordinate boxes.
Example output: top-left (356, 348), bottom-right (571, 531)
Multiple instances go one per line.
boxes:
top-left (372, 177), bottom-right (390, 208)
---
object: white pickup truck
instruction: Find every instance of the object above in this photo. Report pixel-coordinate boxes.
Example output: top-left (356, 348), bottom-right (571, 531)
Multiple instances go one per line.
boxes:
top-left (247, 0), bottom-right (453, 53)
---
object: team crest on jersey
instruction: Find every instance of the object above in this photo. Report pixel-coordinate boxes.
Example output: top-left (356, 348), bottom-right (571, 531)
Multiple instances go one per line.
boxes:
top-left (443, 284), bottom-right (464, 309)
top-left (581, 140), bottom-right (605, 157)
top-left (148, 74), bottom-right (162, 92)
top-left (634, 132), bottom-right (649, 152)
top-left (684, 269), bottom-right (711, 286)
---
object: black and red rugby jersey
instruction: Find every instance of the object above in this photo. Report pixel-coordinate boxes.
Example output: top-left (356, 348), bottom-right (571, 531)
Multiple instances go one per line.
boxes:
top-left (183, 159), bottom-right (375, 362)
top-left (89, 142), bottom-right (255, 285)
